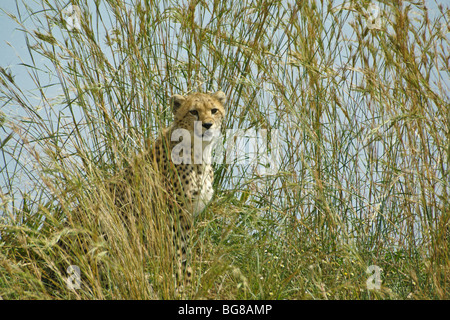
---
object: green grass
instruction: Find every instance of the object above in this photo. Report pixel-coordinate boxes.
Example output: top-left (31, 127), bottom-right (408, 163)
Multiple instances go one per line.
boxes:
top-left (0, 0), bottom-right (449, 299)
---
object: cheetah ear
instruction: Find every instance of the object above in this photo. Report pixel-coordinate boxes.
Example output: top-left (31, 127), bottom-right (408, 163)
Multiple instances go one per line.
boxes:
top-left (211, 90), bottom-right (227, 105)
top-left (170, 94), bottom-right (186, 114)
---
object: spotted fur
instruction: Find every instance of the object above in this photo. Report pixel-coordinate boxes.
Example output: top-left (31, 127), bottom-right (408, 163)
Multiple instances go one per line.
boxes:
top-left (110, 91), bottom-right (226, 285)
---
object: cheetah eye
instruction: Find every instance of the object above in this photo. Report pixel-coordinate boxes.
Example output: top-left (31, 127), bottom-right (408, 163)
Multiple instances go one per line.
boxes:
top-left (211, 108), bottom-right (218, 114)
top-left (189, 110), bottom-right (198, 116)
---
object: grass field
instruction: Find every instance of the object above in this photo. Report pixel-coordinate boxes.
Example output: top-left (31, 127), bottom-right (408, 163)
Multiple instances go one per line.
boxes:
top-left (0, 0), bottom-right (449, 299)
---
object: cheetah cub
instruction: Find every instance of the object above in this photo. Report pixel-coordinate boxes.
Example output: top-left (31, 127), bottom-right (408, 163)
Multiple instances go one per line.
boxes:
top-left (146, 90), bottom-right (226, 285)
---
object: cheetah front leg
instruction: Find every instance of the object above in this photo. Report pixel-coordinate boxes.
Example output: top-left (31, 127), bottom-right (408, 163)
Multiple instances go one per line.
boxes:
top-left (172, 210), bottom-right (193, 290)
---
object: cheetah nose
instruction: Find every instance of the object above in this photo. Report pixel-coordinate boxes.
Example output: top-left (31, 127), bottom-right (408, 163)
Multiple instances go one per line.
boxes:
top-left (202, 122), bottom-right (213, 129)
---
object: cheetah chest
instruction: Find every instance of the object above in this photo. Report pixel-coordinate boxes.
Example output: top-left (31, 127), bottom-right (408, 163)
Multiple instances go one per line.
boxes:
top-left (180, 164), bottom-right (214, 216)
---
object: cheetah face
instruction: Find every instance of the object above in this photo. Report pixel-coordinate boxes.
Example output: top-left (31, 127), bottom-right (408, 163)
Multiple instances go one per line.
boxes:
top-left (170, 91), bottom-right (227, 144)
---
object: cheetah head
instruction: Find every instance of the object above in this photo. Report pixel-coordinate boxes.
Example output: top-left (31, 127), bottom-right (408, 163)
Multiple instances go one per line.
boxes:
top-left (170, 91), bottom-right (227, 143)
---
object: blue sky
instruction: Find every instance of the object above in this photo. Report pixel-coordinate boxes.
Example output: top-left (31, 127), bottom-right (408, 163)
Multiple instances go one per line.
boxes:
top-left (1, 0), bottom-right (447, 98)
top-left (1, 1), bottom-right (39, 91)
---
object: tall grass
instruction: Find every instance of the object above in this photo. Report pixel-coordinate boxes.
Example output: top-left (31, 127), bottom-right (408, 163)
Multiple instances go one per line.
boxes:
top-left (0, 0), bottom-right (449, 299)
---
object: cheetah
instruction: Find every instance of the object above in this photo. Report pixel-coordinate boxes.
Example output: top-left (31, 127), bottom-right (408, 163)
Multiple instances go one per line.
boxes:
top-left (110, 90), bottom-right (226, 285)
